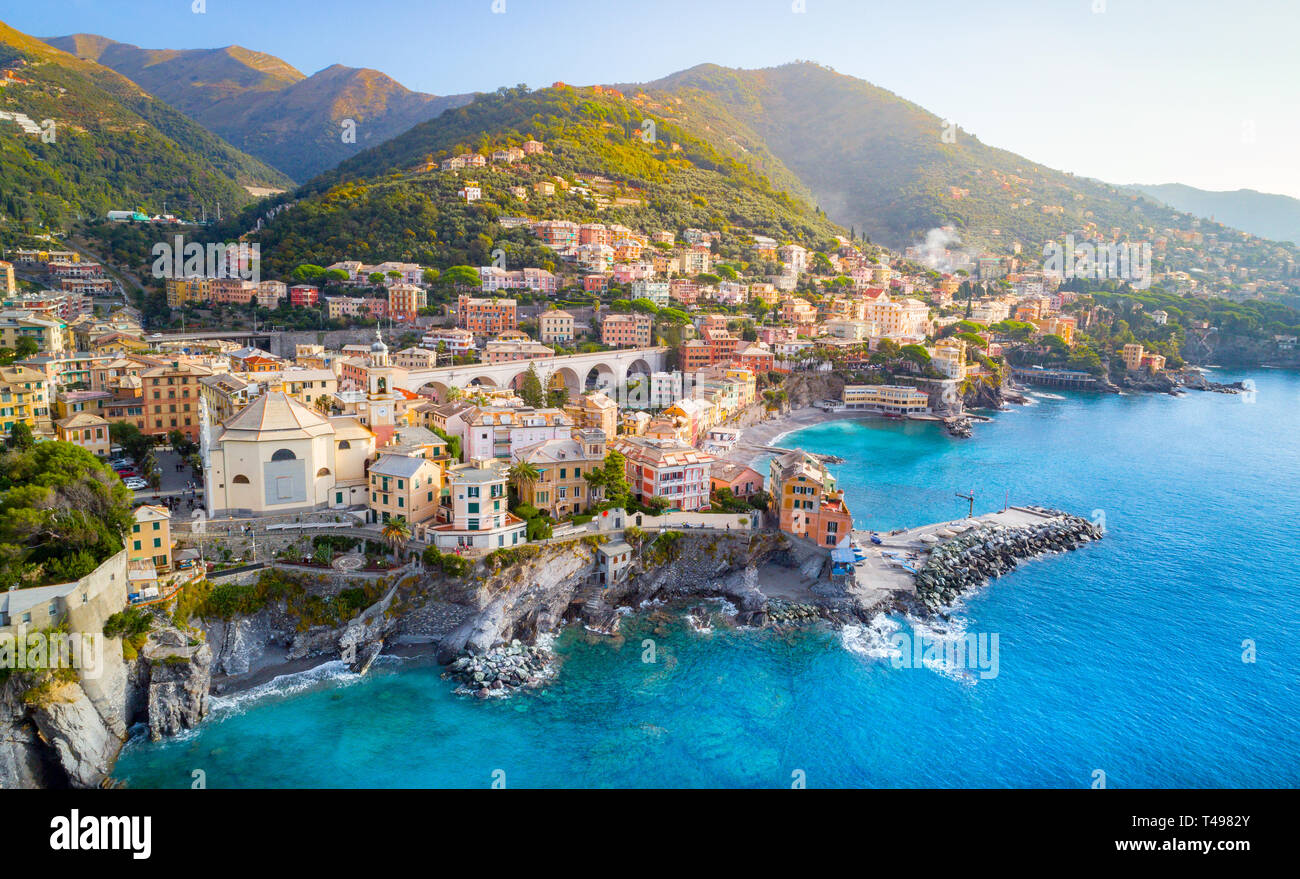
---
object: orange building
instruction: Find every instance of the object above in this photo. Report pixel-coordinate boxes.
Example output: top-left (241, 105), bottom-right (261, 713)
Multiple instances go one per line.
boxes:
top-left (768, 449), bottom-right (853, 547)
top-left (457, 295), bottom-right (518, 335)
top-left (140, 360), bottom-right (212, 441)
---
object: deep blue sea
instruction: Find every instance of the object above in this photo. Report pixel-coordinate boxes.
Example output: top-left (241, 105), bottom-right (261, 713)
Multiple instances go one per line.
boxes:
top-left (115, 368), bottom-right (1300, 788)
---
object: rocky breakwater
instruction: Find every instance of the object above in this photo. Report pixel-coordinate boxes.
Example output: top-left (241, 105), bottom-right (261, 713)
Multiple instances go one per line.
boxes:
top-left (913, 513), bottom-right (1103, 612)
top-left (444, 639), bottom-right (554, 697)
top-left (763, 599), bottom-right (852, 629)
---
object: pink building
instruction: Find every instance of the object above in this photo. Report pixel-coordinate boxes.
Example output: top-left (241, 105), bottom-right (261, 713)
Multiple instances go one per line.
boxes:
top-left (612, 436), bottom-right (714, 512)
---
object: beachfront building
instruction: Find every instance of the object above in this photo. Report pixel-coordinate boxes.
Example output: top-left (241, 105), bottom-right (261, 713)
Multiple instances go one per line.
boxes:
top-left (768, 449), bottom-right (854, 547)
top-left (931, 338), bottom-right (967, 380)
top-left (842, 384), bottom-right (931, 416)
top-left (1122, 343), bottom-right (1166, 373)
top-left (710, 460), bottom-right (764, 500)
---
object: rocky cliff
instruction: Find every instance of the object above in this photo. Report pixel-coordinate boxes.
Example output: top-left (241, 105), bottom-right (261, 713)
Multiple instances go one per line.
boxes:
top-left (0, 617), bottom-right (213, 788)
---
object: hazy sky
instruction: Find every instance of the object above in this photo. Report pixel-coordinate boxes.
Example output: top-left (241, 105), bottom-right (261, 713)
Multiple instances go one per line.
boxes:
top-left (10, 0), bottom-right (1299, 197)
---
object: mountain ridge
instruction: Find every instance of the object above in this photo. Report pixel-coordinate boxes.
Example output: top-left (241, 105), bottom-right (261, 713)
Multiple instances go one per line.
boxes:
top-left (44, 33), bottom-right (477, 182)
top-left (1130, 183), bottom-right (1300, 247)
top-left (0, 19), bottom-right (290, 229)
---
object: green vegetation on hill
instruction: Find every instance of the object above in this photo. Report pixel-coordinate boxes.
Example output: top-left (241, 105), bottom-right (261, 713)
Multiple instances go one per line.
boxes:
top-left (229, 85), bottom-right (846, 277)
top-left (0, 440), bottom-right (133, 590)
top-left (630, 63), bottom-right (1300, 291)
top-left (0, 20), bottom-right (289, 231)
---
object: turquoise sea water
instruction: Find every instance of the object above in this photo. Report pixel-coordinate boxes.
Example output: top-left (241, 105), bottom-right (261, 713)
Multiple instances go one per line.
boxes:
top-left (115, 369), bottom-right (1300, 788)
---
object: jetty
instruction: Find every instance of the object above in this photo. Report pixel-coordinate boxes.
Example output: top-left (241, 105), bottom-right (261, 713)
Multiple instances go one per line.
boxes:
top-left (751, 444), bottom-right (843, 464)
top-left (845, 506), bottom-right (1102, 613)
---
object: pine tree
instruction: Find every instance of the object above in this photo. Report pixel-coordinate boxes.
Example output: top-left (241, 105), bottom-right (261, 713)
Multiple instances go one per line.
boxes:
top-left (519, 363), bottom-right (546, 407)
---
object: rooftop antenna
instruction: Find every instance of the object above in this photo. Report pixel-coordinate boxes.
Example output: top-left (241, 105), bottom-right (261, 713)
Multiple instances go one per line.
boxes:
top-left (956, 489), bottom-right (975, 518)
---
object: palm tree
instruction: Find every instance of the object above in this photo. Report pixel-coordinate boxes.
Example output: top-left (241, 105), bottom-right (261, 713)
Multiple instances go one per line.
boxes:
top-left (445, 385), bottom-right (463, 402)
top-left (380, 516), bottom-right (411, 562)
top-left (508, 460), bottom-right (542, 495)
top-left (314, 394), bottom-right (335, 415)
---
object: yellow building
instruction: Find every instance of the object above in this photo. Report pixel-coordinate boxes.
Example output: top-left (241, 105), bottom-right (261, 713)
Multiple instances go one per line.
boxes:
top-left (538, 309), bottom-right (575, 345)
top-left (0, 260), bottom-right (15, 295)
top-left (0, 364), bottom-right (52, 435)
top-left (367, 453), bottom-right (445, 525)
top-left (723, 367), bottom-right (757, 408)
top-left (513, 429), bottom-right (607, 518)
top-left (87, 331), bottom-right (148, 356)
top-left (932, 338), bottom-right (968, 380)
top-left (1122, 343), bottom-right (1145, 371)
top-left (130, 505), bottom-right (173, 572)
top-left (564, 391), bottom-right (618, 438)
top-left (0, 311), bottom-right (69, 355)
top-left (55, 412), bottom-right (111, 457)
top-left (842, 384), bottom-right (931, 415)
top-left (165, 277), bottom-right (211, 308)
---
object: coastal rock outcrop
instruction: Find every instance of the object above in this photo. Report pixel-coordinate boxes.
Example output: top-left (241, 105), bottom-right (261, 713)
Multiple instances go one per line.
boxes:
top-left (913, 512), bottom-right (1102, 611)
top-left (28, 682), bottom-right (124, 788)
top-left (0, 678), bottom-right (58, 788)
top-left (0, 631), bottom-right (134, 788)
top-left (285, 581), bottom-right (403, 666)
top-left (142, 631), bottom-right (212, 741)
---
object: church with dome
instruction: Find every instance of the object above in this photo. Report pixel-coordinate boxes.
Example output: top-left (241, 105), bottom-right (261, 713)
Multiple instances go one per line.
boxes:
top-left (203, 390), bottom-right (375, 519)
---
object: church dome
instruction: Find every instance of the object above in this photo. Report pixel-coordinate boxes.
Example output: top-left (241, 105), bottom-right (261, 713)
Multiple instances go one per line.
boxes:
top-left (217, 391), bottom-right (334, 442)
top-left (371, 328), bottom-right (388, 353)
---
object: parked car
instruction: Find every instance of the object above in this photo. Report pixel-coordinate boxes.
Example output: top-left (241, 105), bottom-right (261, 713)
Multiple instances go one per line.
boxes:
top-left (116, 469), bottom-right (140, 479)
top-left (123, 478), bottom-right (148, 490)
top-left (109, 458), bottom-right (133, 469)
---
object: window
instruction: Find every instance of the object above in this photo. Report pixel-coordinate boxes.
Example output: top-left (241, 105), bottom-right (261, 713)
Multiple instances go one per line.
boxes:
top-left (272, 448), bottom-right (296, 462)
top-left (468, 502), bottom-right (479, 514)
top-left (317, 468), bottom-right (331, 477)
top-left (133, 540), bottom-right (141, 551)
top-left (468, 518), bottom-right (479, 531)
top-left (338, 440), bottom-right (351, 449)
top-left (232, 474), bottom-right (250, 484)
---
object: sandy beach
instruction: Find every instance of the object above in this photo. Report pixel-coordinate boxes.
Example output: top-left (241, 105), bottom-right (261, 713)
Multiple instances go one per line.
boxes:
top-left (725, 406), bottom-right (908, 469)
